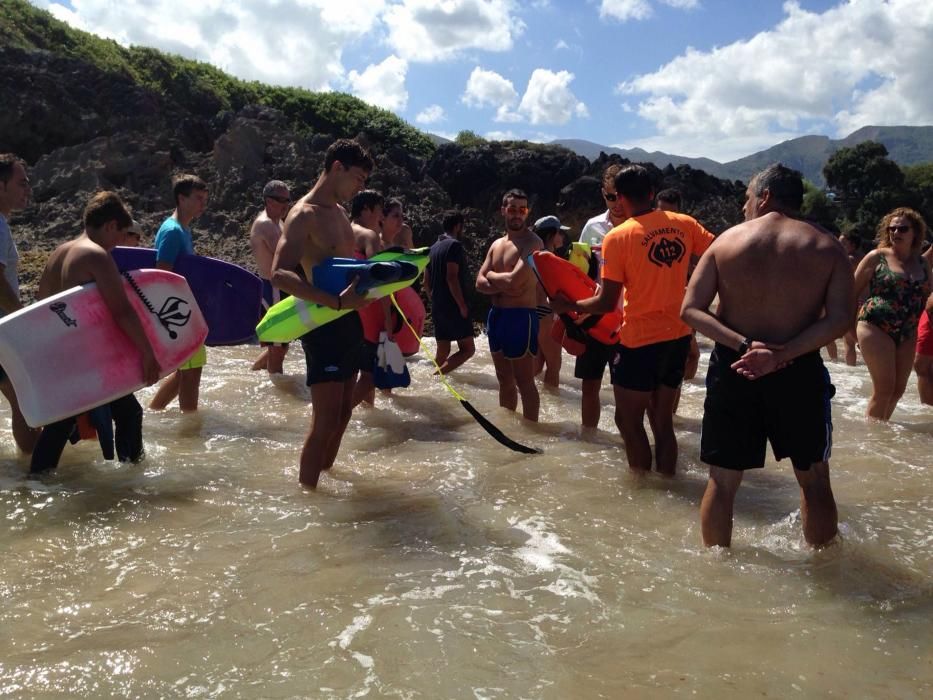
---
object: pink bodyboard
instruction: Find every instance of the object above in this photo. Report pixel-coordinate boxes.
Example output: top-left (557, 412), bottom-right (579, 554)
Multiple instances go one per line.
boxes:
top-left (0, 269), bottom-right (208, 427)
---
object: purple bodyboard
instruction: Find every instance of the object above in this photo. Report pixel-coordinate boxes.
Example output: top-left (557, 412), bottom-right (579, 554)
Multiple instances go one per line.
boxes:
top-left (111, 247), bottom-right (263, 346)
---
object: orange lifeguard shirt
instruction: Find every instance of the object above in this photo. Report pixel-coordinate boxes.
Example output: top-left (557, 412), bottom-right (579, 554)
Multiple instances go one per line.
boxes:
top-left (601, 209), bottom-right (714, 348)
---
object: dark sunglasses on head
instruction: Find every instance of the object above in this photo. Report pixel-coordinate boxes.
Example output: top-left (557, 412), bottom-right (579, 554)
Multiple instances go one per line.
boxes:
top-left (887, 224), bottom-right (911, 233)
top-left (603, 191), bottom-right (619, 202)
top-left (267, 195), bottom-right (291, 204)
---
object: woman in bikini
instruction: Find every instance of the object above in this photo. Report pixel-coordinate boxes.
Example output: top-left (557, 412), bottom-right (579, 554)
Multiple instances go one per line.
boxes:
top-left (853, 208), bottom-right (931, 420)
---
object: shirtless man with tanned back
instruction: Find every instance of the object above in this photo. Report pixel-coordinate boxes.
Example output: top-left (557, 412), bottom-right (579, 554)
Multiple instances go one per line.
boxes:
top-left (681, 163), bottom-right (854, 548)
top-left (31, 192), bottom-right (160, 473)
top-left (476, 189), bottom-right (543, 421)
top-left (250, 180), bottom-right (292, 374)
top-left (271, 139), bottom-right (372, 489)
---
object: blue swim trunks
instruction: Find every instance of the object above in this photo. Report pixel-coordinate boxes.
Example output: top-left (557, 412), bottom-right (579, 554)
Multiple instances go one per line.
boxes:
top-left (487, 307), bottom-right (539, 359)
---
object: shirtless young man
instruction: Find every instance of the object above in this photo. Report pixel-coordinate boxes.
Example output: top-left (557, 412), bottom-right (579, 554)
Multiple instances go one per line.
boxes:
top-left (349, 189), bottom-right (388, 407)
top-left (476, 189), bottom-right (543, 421)
top-left (681, 163), bottom-right (854, 547)
top-left (250, 180), bottom-right (291, 374)
top-left (271, 139), bottom-right (372, 489)
top-left (30, 192), bottom-right (161, 473)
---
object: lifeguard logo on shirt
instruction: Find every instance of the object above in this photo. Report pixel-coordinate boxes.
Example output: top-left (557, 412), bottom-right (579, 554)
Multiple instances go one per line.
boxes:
top-left (648, 237), bottom-right (685, 268)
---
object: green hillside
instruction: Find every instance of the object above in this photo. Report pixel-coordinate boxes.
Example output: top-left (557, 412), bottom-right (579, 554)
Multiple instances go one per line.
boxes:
top-left (0, 0), bottom-right (434, 157)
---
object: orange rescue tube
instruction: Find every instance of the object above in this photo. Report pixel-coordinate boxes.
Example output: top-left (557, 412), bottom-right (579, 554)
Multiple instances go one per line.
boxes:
top-left (528, 251), bottom-right (622, 346)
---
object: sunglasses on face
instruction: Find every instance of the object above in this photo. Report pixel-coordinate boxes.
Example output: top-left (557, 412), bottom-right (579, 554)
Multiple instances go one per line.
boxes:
top-left (506, 206), bottom-right (529, 215)
top-left (603, 192), bottom-right (619, 202)
top-left (267, 195), bottom-right (291, 204)
top-left (126, 231), bottom-right (141, 238)
top-left (888, 224), bottom-right (911, 234)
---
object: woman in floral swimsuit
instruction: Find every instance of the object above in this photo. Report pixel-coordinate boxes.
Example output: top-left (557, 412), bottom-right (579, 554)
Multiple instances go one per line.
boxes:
top-left (853, 208), bottom-right (932, 420)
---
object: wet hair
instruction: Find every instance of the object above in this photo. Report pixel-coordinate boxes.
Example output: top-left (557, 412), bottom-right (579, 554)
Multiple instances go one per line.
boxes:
top-left (751, 163), bottom-right (803, 211)
top-left (0, 153), bottom-right (25, 184)
top-left (83, 191), bottom-right (132, 230)
top-left (602, 164), bottom-right (623, 190)
top-left (877, 207), bottom-right (927, 253)
top-left (172, 174), bottom-right (208, 206)
top-left (383, 197), bottom-right (403, 216)
top-left (262, 180), bottom-right (289, 199)
top-left (442, 210), bottom-right (464, 233)
top-left (350, 189), bottom-right (384, 219)
top-left (501, 188), bottom-right (528, 207)
top-left (324, 139), bottom-right (374, 173)
top-left (613, 165), bottom-right (653, 202)
top-left (656, 188), bottom-right (682, 208)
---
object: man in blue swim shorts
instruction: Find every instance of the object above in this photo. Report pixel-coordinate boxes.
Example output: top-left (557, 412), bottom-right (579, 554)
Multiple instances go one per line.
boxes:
top-left (476, 189), bottom-right (543, 421)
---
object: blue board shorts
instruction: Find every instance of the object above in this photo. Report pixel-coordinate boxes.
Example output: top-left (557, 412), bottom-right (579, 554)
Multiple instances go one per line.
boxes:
top-left (487, 307), bottom-right (538, 359)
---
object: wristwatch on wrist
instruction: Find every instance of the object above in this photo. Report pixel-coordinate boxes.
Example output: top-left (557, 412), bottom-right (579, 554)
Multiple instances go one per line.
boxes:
top-left (737, 337), bottom-right (752, 355)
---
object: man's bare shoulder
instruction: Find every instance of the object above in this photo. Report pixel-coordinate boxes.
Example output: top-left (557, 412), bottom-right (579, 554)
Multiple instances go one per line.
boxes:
top-left (351, 222), bottom-right (379, 238)
top-left (250, 214), bottom-right (279, 238)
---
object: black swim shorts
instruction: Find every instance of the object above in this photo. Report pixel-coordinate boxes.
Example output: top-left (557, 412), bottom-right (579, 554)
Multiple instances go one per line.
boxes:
top-left (574, 336), bottom-right (618, 381)
top-left (432, 302), bottom-right (474, 342)
top-left (299, 312), bottom-right (364, 386)
top-left (700, 344), bottom-right (835, 471)
top-left (610, 335), bottom-right (691, 391)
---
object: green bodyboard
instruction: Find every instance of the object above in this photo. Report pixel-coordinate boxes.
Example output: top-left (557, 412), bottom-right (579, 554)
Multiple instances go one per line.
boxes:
top-left (256, 248), bottom-right (429, 343)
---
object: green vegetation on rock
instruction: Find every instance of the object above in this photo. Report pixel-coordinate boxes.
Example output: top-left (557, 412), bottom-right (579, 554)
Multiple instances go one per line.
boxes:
top-left (0, 0), bottom-right (434, 157)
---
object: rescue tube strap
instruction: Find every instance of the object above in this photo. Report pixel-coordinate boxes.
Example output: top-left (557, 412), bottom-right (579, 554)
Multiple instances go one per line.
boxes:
top-left (389, 293), bottom-right (539, 455)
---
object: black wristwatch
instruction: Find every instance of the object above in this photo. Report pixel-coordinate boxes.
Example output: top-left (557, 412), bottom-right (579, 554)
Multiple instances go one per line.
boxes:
top-left (737, 337), bottom-right (753, 355)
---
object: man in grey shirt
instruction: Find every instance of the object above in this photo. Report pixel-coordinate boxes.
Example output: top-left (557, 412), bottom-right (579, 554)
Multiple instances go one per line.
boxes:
top-left (0, 154), bottom-right (40, 452)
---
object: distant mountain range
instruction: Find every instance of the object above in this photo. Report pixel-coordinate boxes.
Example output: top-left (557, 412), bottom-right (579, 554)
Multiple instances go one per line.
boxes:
top-left (551, 126), bottom-right (933, 185)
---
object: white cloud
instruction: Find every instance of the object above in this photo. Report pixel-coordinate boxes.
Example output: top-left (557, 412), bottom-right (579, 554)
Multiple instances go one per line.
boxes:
top-left (383, 0), bottom-right (523, 62)
top-left (463, 66), bottom-right (587, 126)
top-left (462, 67), bottom-right (519, 109)
top-left (348, 55), bottom-right (409, 111)
top-left (38, 0), bottom-right (387, 90)
top-left (619, 0), bottom-right (933, 160)
top-left (415, 104), bottom-right (446, 124)
top-left (555, 39), bottom-right (569, 50)
top-left (517, 69), bottom-right (588, 125)
top-left (485, 130), bottom-right (518, 141)
top-left (600, 0), bottom-right (652, 21)
top-left (600, 0), bottom-right (698, 22)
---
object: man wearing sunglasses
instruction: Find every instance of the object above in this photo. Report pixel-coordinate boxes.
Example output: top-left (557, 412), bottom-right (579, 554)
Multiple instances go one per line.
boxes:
top-left (250, 180), bottom-right (292, 374)
top-left (580, 164), bottom-right (627, 247)
top-left (476, 189), bottom-right (543, 421)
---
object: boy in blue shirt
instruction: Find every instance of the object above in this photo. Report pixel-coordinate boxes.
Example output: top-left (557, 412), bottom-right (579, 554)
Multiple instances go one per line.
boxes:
top-left (149, 174), bottom-right (208, 412)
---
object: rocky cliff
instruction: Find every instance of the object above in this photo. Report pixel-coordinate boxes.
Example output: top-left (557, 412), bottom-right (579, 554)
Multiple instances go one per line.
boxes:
top-left (1, 45), bottom-right (744, 319)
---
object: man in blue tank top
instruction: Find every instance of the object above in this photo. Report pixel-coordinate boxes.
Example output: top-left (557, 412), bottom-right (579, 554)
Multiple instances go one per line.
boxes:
top-left (149, 174), bottom-right (208, 413)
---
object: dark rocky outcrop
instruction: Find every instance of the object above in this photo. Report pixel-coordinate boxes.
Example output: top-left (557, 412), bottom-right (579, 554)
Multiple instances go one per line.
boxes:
top-left (2, 48), bottom-right (745, 320)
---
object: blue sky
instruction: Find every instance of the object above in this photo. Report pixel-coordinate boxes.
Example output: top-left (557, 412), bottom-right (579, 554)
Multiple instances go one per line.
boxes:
top-left (34, 1), bottom-right (933, 162)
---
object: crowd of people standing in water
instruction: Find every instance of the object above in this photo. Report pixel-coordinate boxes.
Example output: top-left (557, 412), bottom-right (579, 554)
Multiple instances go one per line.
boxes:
top-left (1, 140), bottom-right (932, 549)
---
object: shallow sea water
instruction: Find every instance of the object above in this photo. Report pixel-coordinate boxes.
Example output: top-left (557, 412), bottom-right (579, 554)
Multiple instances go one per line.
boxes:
top-left (0, 337), bottom-right (930, 698)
